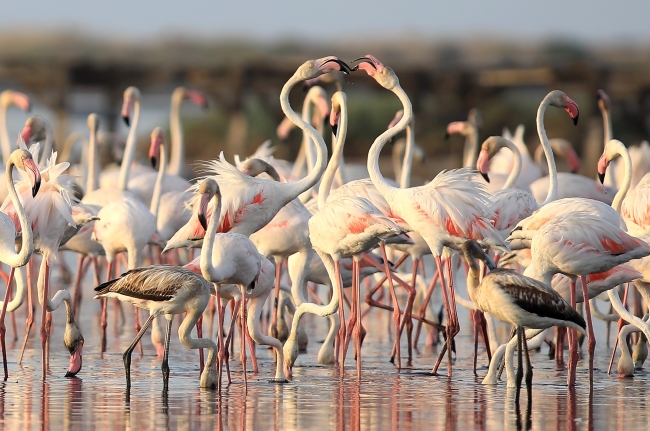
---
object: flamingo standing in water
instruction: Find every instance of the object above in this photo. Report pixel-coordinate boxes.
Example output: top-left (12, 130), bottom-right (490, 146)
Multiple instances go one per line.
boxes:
top-left (0, 150), bottom-right (40, 380)
top-left (283, 89), bottom-right (406, 378)
top-left (353, 55), bottom-right (507, 376)
top-left (460, 240), bottom-right (585, 402)
top-left (525, 212), bottom-right (650, 385)
top-left (2, 148), bottom-right (84, 380)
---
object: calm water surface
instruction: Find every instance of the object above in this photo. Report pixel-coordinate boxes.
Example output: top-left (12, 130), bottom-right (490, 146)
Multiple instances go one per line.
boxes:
top-left (0, 259), bottom-right (648, 431)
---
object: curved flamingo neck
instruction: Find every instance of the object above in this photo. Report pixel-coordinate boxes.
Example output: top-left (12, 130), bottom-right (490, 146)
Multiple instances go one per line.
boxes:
top-left (280, 75), bottom-right (327, 201)
top-left (609, 140), bottom-right (632, 214)
top-left (118, 100), bottom-right (140, 191)
top-left (463, 124), bottom-right (479, 169)
top-left (3, 159), bottom-right (33, 267)
top-left (399, 118), bottom-right (414, 188)
top-left (201, 190), bottom-right (222, 283)
top-left (86, 128), bottom-right (99, 193)
top-left (150, 143), bottom-right (167, 218)
top-left (502, 140), bottom-right (522, 190)
top-left (318, 93), bottom-right (347, 210)
top-left (0, 102), bottom-right (10, 163)
top-left (368, 85), bottom-right (411, 199)
top-left (300, 87), bottom-right (326, 174)
top-left (536, 94), bottom-right (558, 206)
top-left (169, 93), bottom-right (184, 176)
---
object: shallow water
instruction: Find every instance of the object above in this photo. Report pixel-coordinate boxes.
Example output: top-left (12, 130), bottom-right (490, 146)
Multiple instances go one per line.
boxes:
top-left (0, 260), bottom-right (648, 431)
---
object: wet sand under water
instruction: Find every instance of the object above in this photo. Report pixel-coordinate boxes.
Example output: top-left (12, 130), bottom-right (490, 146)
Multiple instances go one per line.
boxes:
top-left (0, 257), bottom-right (648, 431)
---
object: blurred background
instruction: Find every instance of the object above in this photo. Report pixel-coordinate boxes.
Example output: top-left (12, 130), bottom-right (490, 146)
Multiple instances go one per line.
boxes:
top-left (1, 0), bottom-right (650, 182)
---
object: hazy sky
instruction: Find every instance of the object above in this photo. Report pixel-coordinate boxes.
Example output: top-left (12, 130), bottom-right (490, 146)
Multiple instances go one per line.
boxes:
top-left (4, 0), bottom-right (650, 43)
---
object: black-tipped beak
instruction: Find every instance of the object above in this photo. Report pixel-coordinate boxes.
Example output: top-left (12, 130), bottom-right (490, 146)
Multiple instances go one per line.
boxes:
top-left (150, 157), bottom-right (157, 168)
top-left (198, 213), bottom-right (208, 231)
top-left (32, 179), bottom-right (41, 198)
top-left (481, 172), bottom-right (490, 183)
top-left (572, 114), bottom-right (579, 126)
top-left (322, 59), bottom-right (352, 75)
top-left (123, 116), bottom-right (130, 127)
top-left (598, 172), bottom-right (605, 184)
top-left (64, 370), bottom-right (79, 378)
top-left (351, 57), bottom-right (376, 72)
top-left (331, 123), bottom-right (338, 137)
top-left (444, 132), bottom-right (450, 140)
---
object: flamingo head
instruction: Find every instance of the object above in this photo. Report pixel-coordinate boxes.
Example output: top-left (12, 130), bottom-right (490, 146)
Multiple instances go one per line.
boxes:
top-left (598, 139), bottom-right (626, 184)
top-left (461, 240), bottom-right (497, 271)
top-left (295, 56), bottom-right (351, 82)
top-left (329, 91), bottom-right (347, 137)
top-left (302, 69), bottom-right (345, 92)
top-left (352, 55), bottom-right (400, 90)
top-left (184, 89), bottom-right (209, 110)
top-left (240, 158), bottom-right (280, 181)
top-left (596, 89), bottom-right (610, 112)
top-left (19, 115), bottom-right (47, 145)
top-left (597, 153), bottom-right (609, 184)
top-left (87, 113), bottom-right (100, 134)
top-left (388, 110), bottom-right (404, 129)
top-left (445, 121), bottom-right (472, 140)
top-left (64, 320), bottom-right (84, 378)
top-left (197, 178), bottom-right (219, 231)
top-left (12, 149), bottom-right (41, 197)
top-left (477, 136), bottom-right (513, 183)
top-left (149, 127), bottom-right (165, 168)
top-left (548, 90), bottom-right (579, 126)
top-left (1, 90), bottom-right (31, 112)
top-left (121, 86), bottom-right (141, 127)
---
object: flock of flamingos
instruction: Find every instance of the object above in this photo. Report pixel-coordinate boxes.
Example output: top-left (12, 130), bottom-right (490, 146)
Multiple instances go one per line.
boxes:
top-left (0, 54), bottom-right (649, 404)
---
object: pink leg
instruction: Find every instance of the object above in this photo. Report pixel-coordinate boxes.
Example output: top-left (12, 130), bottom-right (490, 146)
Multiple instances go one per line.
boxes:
top-left (567, 279), bottom-right (578, 386)
top-left (0, 268), bottom-right (15, 380)
top-left (413, 261), bottom-right (440, 348)
top-left (244, 316), bottom-right (258, 374)
top-left (335, 259), bottom-right (346, 373)
top-left (378, 246), bottom-right (403, 371)
top-left (608, 283), bottom-right (630, 374)
top-left (342, 259), bottom-right (359, 366)
top-left (101, 260), bottom-right (113, 354)
top-left (40, 262), bottom-right (50, 380)
top-left (580, 276), bottom-right (595, 384)
top-left (240, 293), bottom-right (247, 391)
top-left (72, 256), bottom-right (86, 316)
top-left (270, 259), bottom-right (283, 342)
top-left (18, 260), bottom-right (35, 364)
top-left (353, 258), bottom-right (363, 377)
top-left (431, 256), bottom-right (455, 376)
top-left (196, 316), bottom-right (204, 373)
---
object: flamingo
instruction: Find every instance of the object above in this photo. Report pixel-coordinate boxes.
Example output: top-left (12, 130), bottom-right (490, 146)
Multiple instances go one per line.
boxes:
top-left (616, 318), bottom-right (649, 377)
top-left (187, 178), bottom-right (265, 388)
top-left (93, 266), bottom-right (218, 389)
top-left (85, 86), bottom-right (147, 206)
top-left (283, 89), bottom-right (406, 378)
top-left (19, 116), bottom-right (57, 166)
top-left (0, 90), bottom-right (30, 203)
top-left (2, 148), bottom-right (84, 379)
top-left (476, 136), bottom-right (538, 237)
top-left (526, 212), bottom-right (650, 385)
top-left (446, 119), bottom-right (479, 169)
top-left (490, 125), bottom-right (543, 189)
top-left (353, 54), bottom-right (507, 376)
top-left (168, 86), bottom-right (208, 179)
top-left (164, 56), bottom-right (351, 250)
top-left (460, 239), bottom-right (585, 402)
top-left (0, 150), bottom-right (40, 379)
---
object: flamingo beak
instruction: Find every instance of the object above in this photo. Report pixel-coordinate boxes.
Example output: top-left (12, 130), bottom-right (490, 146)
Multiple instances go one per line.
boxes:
top-left (187, 90), bottom-right (209, 110)
top-left (20, 124), bottom-right (32, 144)
top-left (65, 340), bottom-right (83, 378)
top-left (351, 57), bottom-right (377, 73)
top-left (330, 110), bottom-right (340, 137)
top-left (24, 158), bottom-right (41, 197)
top-left (121, 97), bottom-right (134, 127)
top-left (476, 149), bottom-right (491, 183)
top-left (12, 92), bottom-right (31, 112)
top-left (149, 134), bottom-right (162, 168)
top-left (597, 153), bottom-right (609, 184)
top-left (197, 193), bottom-right (210, 231)
top-left (564, 96), bottom-right (580, 126)
top-left (318, 58), bottom-right (352, 75)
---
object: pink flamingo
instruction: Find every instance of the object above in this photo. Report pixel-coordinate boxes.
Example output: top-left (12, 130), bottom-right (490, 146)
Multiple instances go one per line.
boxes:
top-left (0, 150), bottom-right (39, 380)
top-left (528, 212), bottom-right (650, 385)
top-left (2, 148), bottom-right (84, 380)
top-left (354, 55), bottom-right (507, 376)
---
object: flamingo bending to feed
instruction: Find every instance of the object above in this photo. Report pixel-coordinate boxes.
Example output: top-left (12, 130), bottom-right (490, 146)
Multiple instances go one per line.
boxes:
top-left (525, 212), bottom-right (650, 385)
top-left (2, 149), bottom-right (84, 379)
top-left (461, 240), bottom-right (585, 402)
top-left (93, 266), bottom-right (218, 389)
top-left (353, 55), bottom-right (507, 376)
